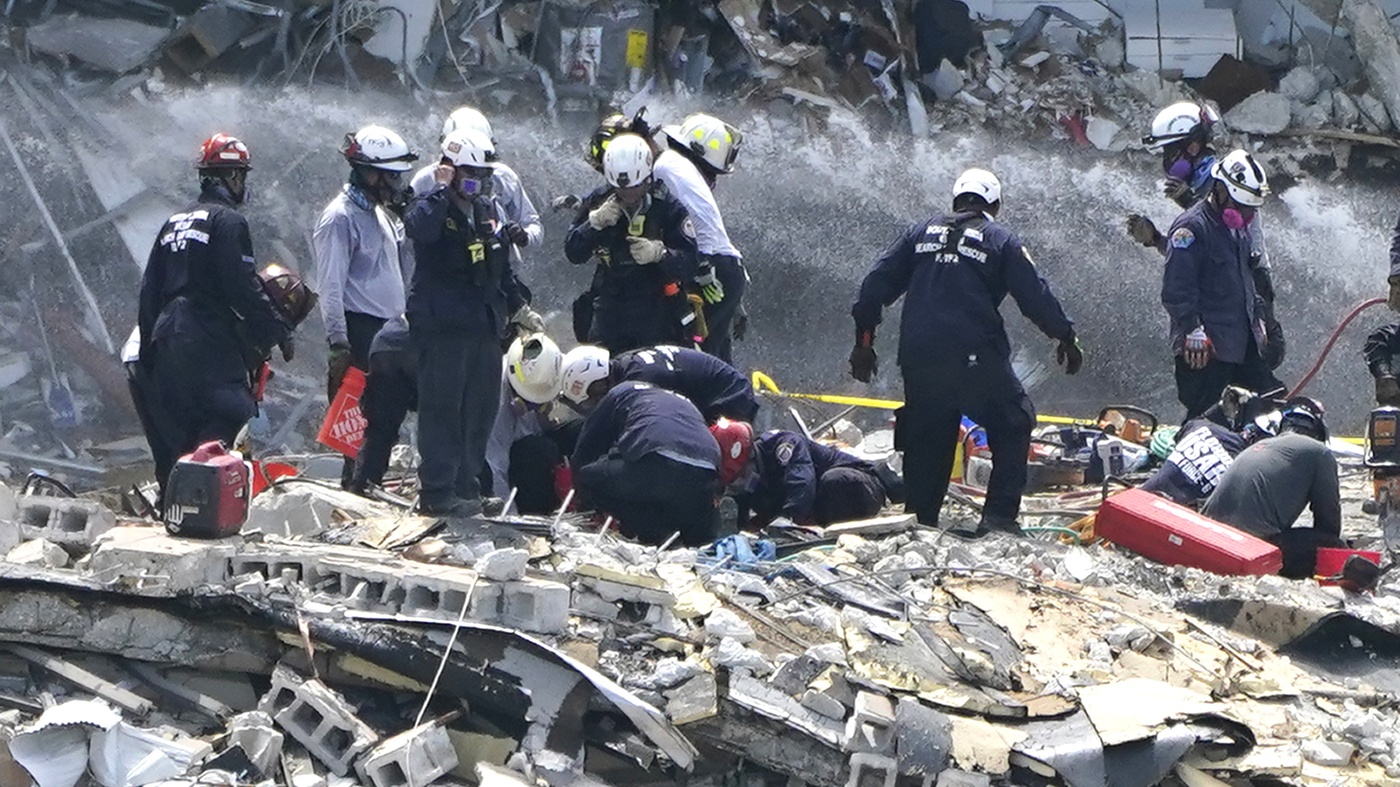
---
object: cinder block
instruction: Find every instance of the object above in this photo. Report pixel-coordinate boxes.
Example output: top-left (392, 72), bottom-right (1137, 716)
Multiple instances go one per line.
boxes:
top-left (87, 527), bottom-right (235, 593)
top-left (355, 723), bottom-right (458, 787)
top-left (934, 770), bottom-right (990, 787)
top-left (16, 495), bottom-right (115, 550)
top-left (261, 664), bottom-right (377, 775)
top-left (397, 565), bottom-right (479, 620)
top-left (571, 589), bottom-right (621, 620)
top-left (800, 689), bottom-right (847, 720)
top-left (501, 577), bottom-right (570, 633)
top-left (312, 557), bottom-right (403, 612)
top-left (845, 752), bottom-right (897, 787)
top-left (843, 691), bottom-right (895, 753)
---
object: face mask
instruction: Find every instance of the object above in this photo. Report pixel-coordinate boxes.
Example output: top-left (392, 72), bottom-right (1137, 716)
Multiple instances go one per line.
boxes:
top-left (1221, 207), bottom-right (1252, 230)
top-left (1167, 157), bottom-right (1193, 180)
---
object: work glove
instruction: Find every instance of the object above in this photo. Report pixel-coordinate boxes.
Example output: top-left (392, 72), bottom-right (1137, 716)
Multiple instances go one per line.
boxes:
top-left (1183, 327), bottom-right (1212, 370)
top-left (1164, 176), bottom-right (1190, 205)
top-left (627, 236), bottom-right (666, 265)
top-left (552, 194), bottom-right (581, 212)
top-left (278, 336), bottom-right (296, 363)
top-left (588, 196), bottom-right (624, 230)
top-left (327, 342), bottom-right (353, 397)
top-left (733, 307), bottom-right (749, 342)
top-left (1389, 276), bottom-right (1400, 312)
top-left (1125, 214), bottom-right (1162, 248)
top-left (1056, 336), bottom-right (1083, 375)
top-left (1377, 376), bottom-right (1400, 407)
top-left (506, 223), bottom-right (530, 247)
top-left (511, 305), bottom-right (546, 334)
top-left (850, 330), bottom-right (877, 382)
top-left (695, 263), bottom-right (725, 304)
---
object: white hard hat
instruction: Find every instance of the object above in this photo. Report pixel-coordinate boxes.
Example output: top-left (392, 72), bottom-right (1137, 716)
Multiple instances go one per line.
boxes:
top-left (506, 333), bottom-right (564, 404)
top-left (442, 106), bottom-right (493, 143)
top-left (665, 113), bottom-right (742, 174)
top-left (602, 133), bottom-right (653, 188)
top-left (342, 125), bottom-right (417, 172)
top-left (952, 168), bottom-right (1001, 205)
top-left (1143, 101), bottom-right (1219, 151)
top-left (1211, 149), bottom-right (1269, 207)
top-left (560, 345), bottom-right (611, 404)
top-left (442, 128), bottom-right (495, 168)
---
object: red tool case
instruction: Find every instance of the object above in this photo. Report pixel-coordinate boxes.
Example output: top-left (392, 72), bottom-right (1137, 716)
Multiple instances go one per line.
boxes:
top-left (1097, 489), bottom-right (1282, 576)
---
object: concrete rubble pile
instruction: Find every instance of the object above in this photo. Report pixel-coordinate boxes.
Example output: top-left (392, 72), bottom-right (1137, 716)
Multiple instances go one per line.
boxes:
top-left (0, 468), bottom-right (1396, 787)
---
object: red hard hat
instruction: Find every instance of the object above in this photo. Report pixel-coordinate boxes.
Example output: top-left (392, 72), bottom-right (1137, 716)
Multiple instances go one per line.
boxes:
top-left (198, 133), bottom-right (251, 170)
top-left (710, 418), bottom-right (753, 485)
top-left (259, 264), bottom-right (317, 326)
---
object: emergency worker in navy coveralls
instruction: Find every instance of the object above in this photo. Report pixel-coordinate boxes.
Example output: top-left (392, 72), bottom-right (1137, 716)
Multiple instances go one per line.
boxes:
top-left (404, 128), bottom-right (530, 518)
top-left (1160, 150), bottom-right (1283, 421)
top-left (136, 134), bottom-right (294, 504)
top-left (851, 168), bottom-right (1082, 537)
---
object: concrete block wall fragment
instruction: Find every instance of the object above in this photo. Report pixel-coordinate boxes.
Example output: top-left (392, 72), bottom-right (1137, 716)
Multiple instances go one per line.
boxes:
top-left (845, 752), bottom-right (897, 787)
top-left (355, 723), bottom-right (459, 787)
top-left (311, 557), bottom-right (403, 613)
top-left (16, 494), bottom-right (115, 548)
top-left (262, 664), bottom-right (378, 775)
top-left (87, 527), bottom-right (235, 593)
top-left (397, 565), bottom-right (482, 620)
top-left (501, 578), bottom-right (570, 633)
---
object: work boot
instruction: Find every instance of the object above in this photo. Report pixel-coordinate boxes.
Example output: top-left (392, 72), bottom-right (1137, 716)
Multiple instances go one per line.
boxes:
top-left (714, 496), bottom-right (739, 538)
top-left (979, 514), bottom-right (1023, 536)
top-left (418, 497), bottom-right (484, 519)
top-left (481, 496), bottom-right (507, 517)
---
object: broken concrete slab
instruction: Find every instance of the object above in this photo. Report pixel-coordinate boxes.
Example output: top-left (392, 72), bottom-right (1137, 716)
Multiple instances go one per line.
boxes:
top-left (6, 539), bottom-right (68, 569)
top-left (87, 527), bottom-right (236, 594)
top-left (1225, 92), bottom-right (1292, 134)
top-left (357, 722), bottom-right (459, 787)
top-left (25, 15), bottom-right (168, 74)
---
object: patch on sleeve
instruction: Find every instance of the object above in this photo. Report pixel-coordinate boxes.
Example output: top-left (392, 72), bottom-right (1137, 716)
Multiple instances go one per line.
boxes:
top-left (1170, 228), bottom-right (1195, 249)
top-left (775, 441), bottom-right (795, 466)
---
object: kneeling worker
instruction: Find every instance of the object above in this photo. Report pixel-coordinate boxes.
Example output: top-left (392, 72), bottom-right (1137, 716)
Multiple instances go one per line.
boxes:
top-left (559, 343), bottom-right (758, 423)
top-left (710, 419), bottom-right (886, 528)
top-left (1200, 398), bottom-right (1343, 579)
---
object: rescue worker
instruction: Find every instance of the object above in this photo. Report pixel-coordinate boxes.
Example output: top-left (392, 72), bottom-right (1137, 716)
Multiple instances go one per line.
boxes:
top-left (564, 133), bottom-right (700, 354)
top-left (1201, 398), bottom-right (1343, 579)
top-left (1364, 322), bottom-right (1400, 406)
top-left (851, 168), bottom-right (1082, 535)
top-left (486, 333), bottom-right (568, 513)
top-left (405, 128), bottom-right (532, 518)
top-left (410, 106), bottom-right (543, 252)
top-left (1140, 417), bottom-right (1252, 507)
top-left (1131, 104), bottom-right (1284, 371)
top-left (315, 125), bottom-right (417, 486)
top-left (656, 114), bottom-right (747, 362)
top-left (558, 343), bottom-right (758, 423)
top-left (570, 380), bottom-right (721, 546)
top-left (1161, 149), bottom-right (1283, 421)
top-left (349, 315), bottom-right (416, 495)
top-left (136, 134), bottom-right (295, 501)
top-left (711, 419), bottom-right (887, 528)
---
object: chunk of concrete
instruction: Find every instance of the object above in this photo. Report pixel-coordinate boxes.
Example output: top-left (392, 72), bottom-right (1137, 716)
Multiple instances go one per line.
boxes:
top-left (1302, 740), bottom-right (1353, 767)
top-left (1357, 92), bottom-right (1393, 132)
top-left (356, 723), bottom-right (458, 787)
top-left (6, 539), bottom-right (69, 568)
top-left (705, 608), bottom-right (755, 643)
top-left (501, 577), bottom-right (569, 634)
top-left (1224, 92), bottom-right (1291, 134)
top-left (87, 527), bottom-right (236, 593)
top-left (1278, 67), bottom-right (1321, 103)
top-left (16, 495), bottom-right (115, 551)
top-left (845, 752), bottom-right (897, 787)
top-left (477, 548), bottom-right (528, 581)
top-left (843, 691), bottom-right (895, 753)
top-left (1334, 92), bottom-right (1361, 127)
top-left (228, 711), bottom-right (284, 777)
top-left (801, 689), bottom-right (848, 720)
top-left (1084, 118), bottom-right (1125, 151)
top-left (260, 665), bottom-right (378, 776)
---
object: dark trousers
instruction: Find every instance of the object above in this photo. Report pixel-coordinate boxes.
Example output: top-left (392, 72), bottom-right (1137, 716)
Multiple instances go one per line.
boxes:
top-left (351, 348), bottom-right (417, 492)
top-left (415, 332), bottom-right (502, 507)
top-left (815, 466), bottom-right (886, 525)
top-left (1174, 336), bottom-right (1283, 422)
top-left (900, 357), bottom-right (1035, 524)
top-left (144, 346), bottom-right (254, 499)
top-left (575, 453), bottom-right (718, 546)
top-left (334, 311), bottom-right (388, 486)
top-left (127, 361), bottom-right (176, 495)
top-left (508, 434), bottom-right (564, 514)
top-left (1269, 528), bottom-right (1345, 580)
top-left (700, 256), bottom-right (746, 364)
top-left (591, 292), bottom-right (691, 354)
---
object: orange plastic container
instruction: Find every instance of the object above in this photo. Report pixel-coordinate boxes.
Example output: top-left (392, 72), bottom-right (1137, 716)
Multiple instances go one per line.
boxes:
top-left (318, 367), bottom-right (368, 458)
top-left (1315, 548), bottom-right (1382, 585)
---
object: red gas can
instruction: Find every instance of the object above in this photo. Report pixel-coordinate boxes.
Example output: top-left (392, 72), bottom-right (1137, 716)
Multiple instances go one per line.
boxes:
top-left (163, 441), bottom-right (251, 538)
top-left (1097, 489), bottom-right (1282, 576)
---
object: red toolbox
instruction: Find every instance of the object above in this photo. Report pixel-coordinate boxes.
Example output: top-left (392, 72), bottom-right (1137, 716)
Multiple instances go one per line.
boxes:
top-left (1097, 489), bottom-right (1282, 576)
top-left (163, 441), bottom-right (251, 538)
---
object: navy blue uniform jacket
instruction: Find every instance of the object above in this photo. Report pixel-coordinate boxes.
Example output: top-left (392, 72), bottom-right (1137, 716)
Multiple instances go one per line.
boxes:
top-left (572, 381), bottom-right (720, 470)
top-left (738, 430), bottom-right (872, 524)
top-left (1161, 199), bottom-right (1267, 365)
top-left (611, 345), bottom-right (758, 422)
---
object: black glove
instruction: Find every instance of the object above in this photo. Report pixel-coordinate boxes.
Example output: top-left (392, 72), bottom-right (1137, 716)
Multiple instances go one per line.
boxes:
top-left (1378, 376), bottom-right (1400, 407)
top-left (1056, 336), bottom-right (1083, 375)
top-left (328, 342), bottom-right (353, 399)
top-left (732, 308), bottom-right (749, 342)
top-left (278, 336), bottom-right (295, 363)
top-left (1164, 177), bottom-right (1190, 206)
top-left (1125, 214), bottom-right (1162, 248)
top-left (850, 330), bottom-right (877, 382)
top-left (506, 223), bottom-right (529, 247)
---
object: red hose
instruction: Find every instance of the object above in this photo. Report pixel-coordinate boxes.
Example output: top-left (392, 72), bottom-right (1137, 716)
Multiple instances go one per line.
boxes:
top-left (1288, 297), bottom-right (1386, 398)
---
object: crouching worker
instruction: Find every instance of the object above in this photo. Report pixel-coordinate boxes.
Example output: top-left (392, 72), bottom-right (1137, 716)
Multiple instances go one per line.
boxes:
top-left (569, 380), bottom-right (720, 546)
top-left (1201, 398), bottom-right (1343, 579)
top-left (487, 333), bottom-right (569, 514)
top-left (1139, 386), bottom-right (1270, 507)
top-left (711, 420), bottom-right (887, 528)
top-left (559, 343), bottom-right (757, 424)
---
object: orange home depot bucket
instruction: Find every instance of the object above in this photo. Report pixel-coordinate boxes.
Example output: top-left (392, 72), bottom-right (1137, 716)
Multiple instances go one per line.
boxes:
top-left (317, 366), bottom-right (368, 459)
top-left (251, 461), bottom-right (299, 497)
top-left (1315, 548), bottom-right (1382, 585)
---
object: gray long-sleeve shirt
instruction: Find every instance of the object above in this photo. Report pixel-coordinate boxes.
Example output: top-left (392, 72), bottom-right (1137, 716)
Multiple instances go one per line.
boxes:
top-left (486, 368), bottom-right (551, 498)
top-left (313, 189), bottom-right (408, 345)
top-left (1201, 432), bottom-right (1341, 539)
